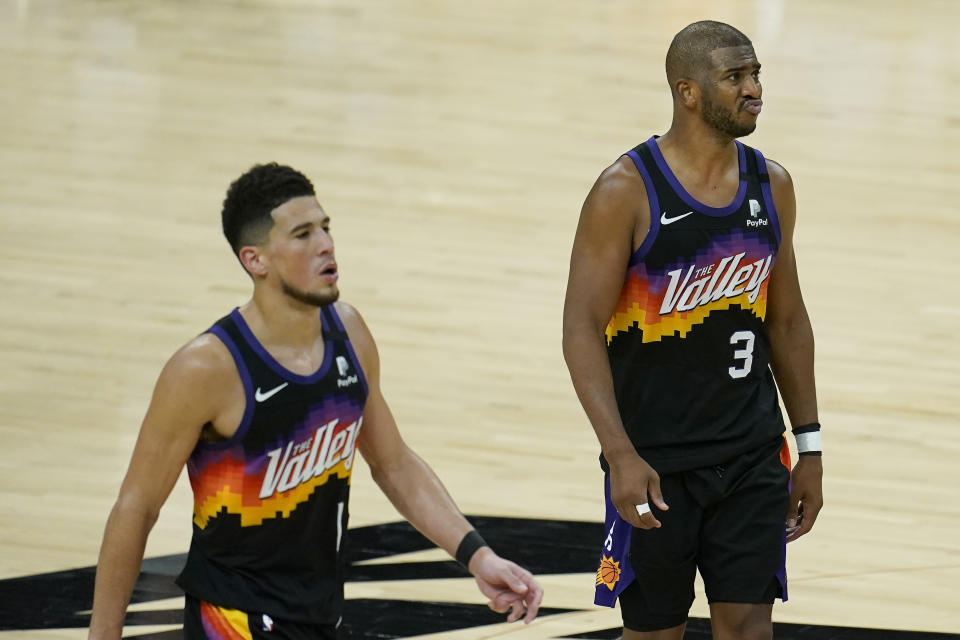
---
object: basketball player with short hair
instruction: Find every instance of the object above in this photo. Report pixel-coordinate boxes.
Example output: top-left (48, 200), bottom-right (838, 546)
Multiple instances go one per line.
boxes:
top-left (563, 21), bottom-right (823, 639)
top-left (88, 164), bottom-right (542, 639)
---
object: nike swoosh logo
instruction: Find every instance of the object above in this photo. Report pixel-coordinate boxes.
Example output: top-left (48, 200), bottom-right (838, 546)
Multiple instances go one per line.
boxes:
top-left (661, 211), bottom-right (695, 225)
top-left (255, 382), bottom-right (289, 403)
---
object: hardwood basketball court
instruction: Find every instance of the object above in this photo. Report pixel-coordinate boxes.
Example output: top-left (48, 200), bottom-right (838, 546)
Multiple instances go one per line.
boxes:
top-left (0, 0), bottom-right (957, 637)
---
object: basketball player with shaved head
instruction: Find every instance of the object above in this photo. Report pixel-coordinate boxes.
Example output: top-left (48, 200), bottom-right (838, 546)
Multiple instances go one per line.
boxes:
top-left (563, 21), bottom-right (823, 639)
top-left (89, 163), bottom-right (542, 639)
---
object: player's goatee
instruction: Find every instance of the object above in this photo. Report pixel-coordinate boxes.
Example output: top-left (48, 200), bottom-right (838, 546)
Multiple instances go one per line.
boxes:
top-left (281, 280), bottom-right (340, 307)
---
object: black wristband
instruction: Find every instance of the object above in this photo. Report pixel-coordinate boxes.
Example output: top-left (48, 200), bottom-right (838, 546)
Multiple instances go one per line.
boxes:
top-left (455, 530), bottom-right (488, 569)
top-left (792, 422), bottom-right (821, 434)
top-left (798, 450), bottom-right (823, 457)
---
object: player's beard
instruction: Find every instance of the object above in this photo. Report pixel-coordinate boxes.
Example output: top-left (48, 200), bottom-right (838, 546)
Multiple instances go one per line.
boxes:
top-left (700, 91), bottom-right (757, 138)
top-left (281, 278), bottom-right (340, 307)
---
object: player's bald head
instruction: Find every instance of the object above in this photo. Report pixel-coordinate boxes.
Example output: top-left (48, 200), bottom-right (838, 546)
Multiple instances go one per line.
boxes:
top-left (666, 21), bottom-right (753, 95)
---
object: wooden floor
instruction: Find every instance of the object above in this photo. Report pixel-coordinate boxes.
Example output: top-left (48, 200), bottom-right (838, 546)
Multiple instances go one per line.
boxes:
top-left (1, 0), bottom-right (958, 637)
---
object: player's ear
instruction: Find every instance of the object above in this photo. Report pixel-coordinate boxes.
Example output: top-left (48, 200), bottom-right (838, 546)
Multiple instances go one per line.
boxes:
top-left (239, 245), bottom-right (269, 277)
top-left (675, 78), bottom-right (699, 109)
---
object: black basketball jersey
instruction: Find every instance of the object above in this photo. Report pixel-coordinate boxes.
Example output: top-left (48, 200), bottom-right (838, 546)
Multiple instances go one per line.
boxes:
top-left (603, 136), bottom-right (786, 474)
top-left (176, 304), bottom-right (367, 625)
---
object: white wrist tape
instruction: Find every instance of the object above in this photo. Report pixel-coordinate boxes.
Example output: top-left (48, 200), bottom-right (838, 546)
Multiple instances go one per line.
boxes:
top-left (795, 430), bottom-right (822, 454)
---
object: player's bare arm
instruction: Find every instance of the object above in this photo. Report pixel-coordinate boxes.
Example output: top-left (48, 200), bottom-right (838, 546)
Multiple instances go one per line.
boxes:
top-left (764, 160), bottom-right (823, 542)
top-left (562, 158), bottom-right (668, 530)
top-left (337, 302), bottom-right (543, 624)
top-left (88, 336), bottom-right (241, 640)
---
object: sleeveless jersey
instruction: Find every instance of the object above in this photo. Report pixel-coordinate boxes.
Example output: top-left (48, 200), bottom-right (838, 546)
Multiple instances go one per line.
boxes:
top-left (603, 136), bottom-right (785, 474)
top-left (176, 304), bottom-right (368, 625)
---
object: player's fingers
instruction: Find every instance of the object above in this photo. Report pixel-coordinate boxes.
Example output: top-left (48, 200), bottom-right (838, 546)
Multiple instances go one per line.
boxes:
top-left (795, 497), bottom-right (823, 536)
top-left (506, 600), bottom-right (524, 623)
top-left (487, 593), bottom-right (513, 613)
top-left (492, 593), bottom-right (521, 621)
top-left (615, 499), bottom-right (644, 528)
top-left (787, 514), bottom-right (813, 542)
top-left (786, 497), bottom-right (823, 542)
top-left (634, 502), bottom-right (661, 529)
top-left (648, 474), bottom-right (669, 511)
top-left (785, 491), bottom-right (801, 529)
top-left (804, 495), bottom-right (824, 521)
top-left (503, 565), bottom-right (529, 595)
top-left (523, 579), bottom-right (543, 623)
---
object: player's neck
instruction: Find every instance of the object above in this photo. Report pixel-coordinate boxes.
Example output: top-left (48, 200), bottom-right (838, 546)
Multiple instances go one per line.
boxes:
top-left (658, 123), bottom-right (738, 180)
top-left (240, 289), bottom-right (326, 351)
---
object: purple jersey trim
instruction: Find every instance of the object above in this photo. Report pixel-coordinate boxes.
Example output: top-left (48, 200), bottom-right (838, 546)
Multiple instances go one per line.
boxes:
top-left (624, 149), bottom-right (661, 267)
top-left (753, 149), bottom-right (783, 247)
top-left (645, 136), bottom-right (748, 217)
top-left (202, 325), bottom-right (256, 448)
top-left (229, 308), bottom-right (334, 384)
top-left (778, 437), bottom-right (790, 601)
top-left (594, 474), bottom-right (636, 607)
top-left (327, 304), bottom-right (369, 399)
top-left (777, 522), bottom-right (789, 601)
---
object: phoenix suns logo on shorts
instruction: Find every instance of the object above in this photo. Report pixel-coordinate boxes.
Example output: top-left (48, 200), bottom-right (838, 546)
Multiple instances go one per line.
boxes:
top-left (596, 554), bottom-right (622, 590)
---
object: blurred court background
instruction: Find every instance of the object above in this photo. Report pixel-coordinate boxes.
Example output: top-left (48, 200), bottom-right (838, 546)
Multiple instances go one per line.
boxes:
top-left (1, 0), bottom-right (958, 637)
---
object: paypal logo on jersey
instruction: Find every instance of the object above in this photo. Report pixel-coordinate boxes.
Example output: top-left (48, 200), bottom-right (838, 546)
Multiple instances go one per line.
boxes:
top-left (336, 355), bottom-right (359, 388)
top-left (746, 199), bottom-right (768, 227)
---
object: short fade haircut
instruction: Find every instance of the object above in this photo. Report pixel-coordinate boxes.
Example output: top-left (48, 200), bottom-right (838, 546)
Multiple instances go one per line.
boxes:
top-left (665, 21), bottom-right (752, 94)
top-left (221, 163), bottom-right (316, 254)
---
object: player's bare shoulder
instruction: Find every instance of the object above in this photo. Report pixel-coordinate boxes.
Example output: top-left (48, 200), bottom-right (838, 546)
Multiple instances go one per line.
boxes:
top-left (585, 155), bottom-right (649, 223)
top-left (332, 301), bottom-right (367, 337)
top-left (574, 154), bottom-right (650, 260)
top-left (332, 301), bottom-right (378, 371)
top-left (168, 332), bottom-right (236, 382)
top-left (152, 333), bottom-right (242, 434)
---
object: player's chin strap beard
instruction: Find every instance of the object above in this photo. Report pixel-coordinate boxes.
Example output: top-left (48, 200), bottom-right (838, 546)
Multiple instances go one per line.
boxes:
top-left (280, 279), bottom-right (339, 307)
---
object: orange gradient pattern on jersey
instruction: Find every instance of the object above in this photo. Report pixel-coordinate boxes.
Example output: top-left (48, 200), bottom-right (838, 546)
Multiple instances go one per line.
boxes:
top-left (189, 455), bottom-right (354, 529)
top-left (606, 270), bottom-right (770, 344)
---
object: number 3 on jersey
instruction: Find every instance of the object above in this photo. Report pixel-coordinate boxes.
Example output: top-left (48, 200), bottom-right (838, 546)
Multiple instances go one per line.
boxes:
top-left (728, 330), bottom-right (755, 379)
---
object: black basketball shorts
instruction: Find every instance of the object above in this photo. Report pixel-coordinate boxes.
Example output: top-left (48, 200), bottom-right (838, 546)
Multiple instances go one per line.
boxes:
top-left (619, 436), bottom-right (790, 632)
top-left (183, 594), bottom-right (339, 639)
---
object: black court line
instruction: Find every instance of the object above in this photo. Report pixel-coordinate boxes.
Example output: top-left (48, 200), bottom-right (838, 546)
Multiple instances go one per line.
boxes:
top-left (0, 517), bottom-right (954, 639)
top-left (562, 620), bottom-right (958, 639)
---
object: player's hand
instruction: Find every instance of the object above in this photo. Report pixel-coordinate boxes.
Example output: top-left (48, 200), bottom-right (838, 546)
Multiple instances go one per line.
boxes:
top-left (468, 547), bottom-right (543, 624)
top-left (608, 449), bottom-right (668, 529)
top-left (786, 455), bottom-right (823, 542)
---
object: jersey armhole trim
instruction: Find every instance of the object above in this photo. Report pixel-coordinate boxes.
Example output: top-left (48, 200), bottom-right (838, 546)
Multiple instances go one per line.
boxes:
top-left (754, 149), bottom-right (783, 247)
top-left (327, 305), bottom-right (370, 399)
top-left (624, 149), bottom-right (660, 267)
top-left (201, 325), bottom-right (255, 449)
